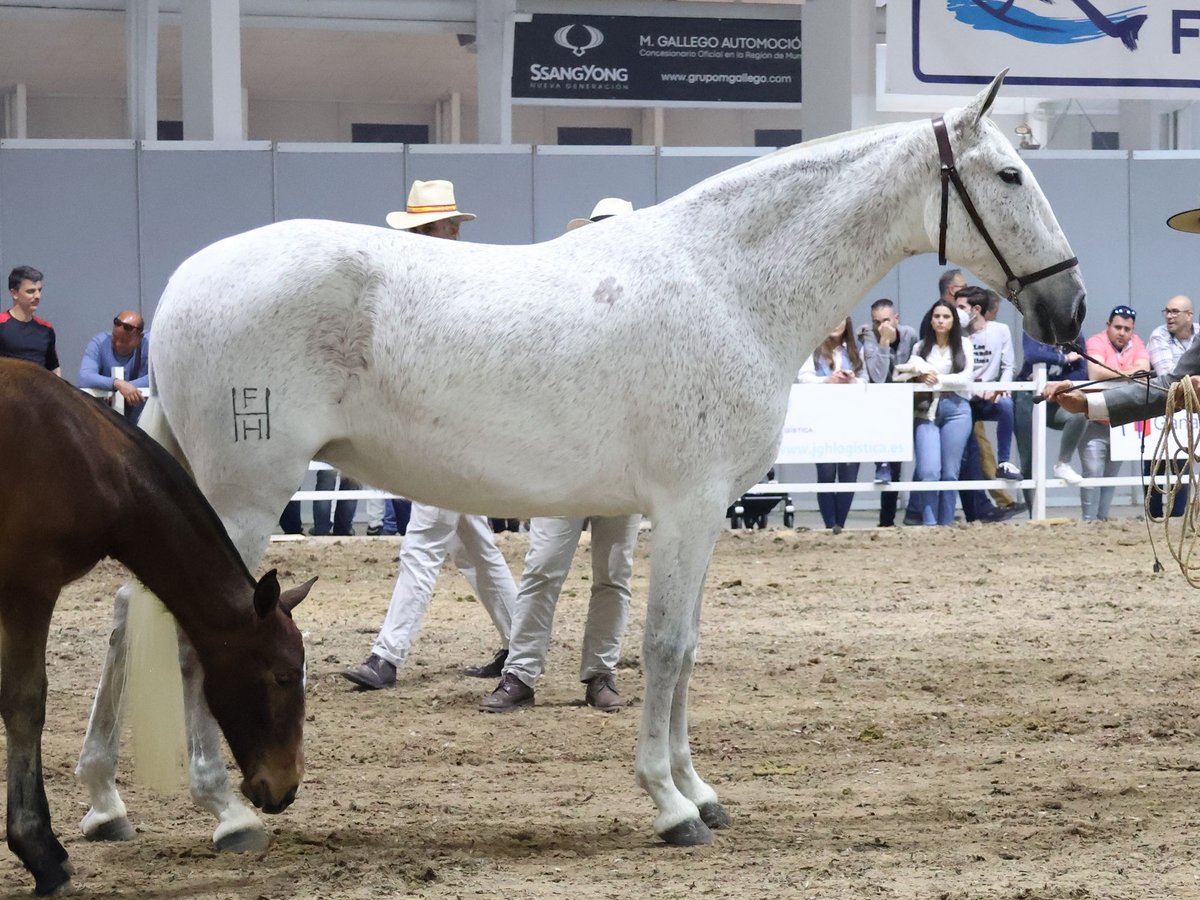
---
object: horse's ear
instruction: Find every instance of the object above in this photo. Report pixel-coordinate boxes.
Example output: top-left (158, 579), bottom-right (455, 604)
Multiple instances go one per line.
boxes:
top-left (279, 576), bottom-right (317, 615)
top-left (253, 568), bottom-right (281, 618)
top-left (959, 68), bottom-right (1009, 130)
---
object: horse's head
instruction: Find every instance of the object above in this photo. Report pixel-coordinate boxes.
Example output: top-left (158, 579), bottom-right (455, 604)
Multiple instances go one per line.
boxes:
top-left (202, 570), bottom-right (316, 814)
top-left (929, 70), bottom-right (1086, 344)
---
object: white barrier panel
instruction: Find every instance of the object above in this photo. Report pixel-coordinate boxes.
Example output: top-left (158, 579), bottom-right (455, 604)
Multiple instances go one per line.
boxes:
top-left (1110, 411), bottom-right (1200, 462)
top-left (777, 383), bottom-right (913, 464)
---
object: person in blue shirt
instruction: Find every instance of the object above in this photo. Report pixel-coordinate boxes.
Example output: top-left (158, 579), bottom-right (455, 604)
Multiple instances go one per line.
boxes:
top-left (78, 310), bottom-right (150, 424)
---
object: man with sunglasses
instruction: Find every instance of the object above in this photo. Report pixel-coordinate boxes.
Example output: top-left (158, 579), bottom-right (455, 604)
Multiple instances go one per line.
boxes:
top-left (0, 265), bottom-right (60, 376)
top-left (79, 311), bottom-right (150, 424)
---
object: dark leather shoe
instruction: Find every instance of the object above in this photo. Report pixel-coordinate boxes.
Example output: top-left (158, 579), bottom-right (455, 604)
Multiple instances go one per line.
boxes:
top-left (584, 673), bottom-right (623, 712)
top-left (479, 673), bottom-right (534, 712)
top-left (342, 654), bottom-right (396, 690)
top-left (462, 647), bottom-right (508, 678)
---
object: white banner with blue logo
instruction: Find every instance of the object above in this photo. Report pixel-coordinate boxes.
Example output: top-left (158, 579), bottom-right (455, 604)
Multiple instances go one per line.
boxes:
top-left (887, 1), bottom-right (1200, 99)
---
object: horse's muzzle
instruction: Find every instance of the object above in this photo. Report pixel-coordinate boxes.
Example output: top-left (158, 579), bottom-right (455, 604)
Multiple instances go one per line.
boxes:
top-left (242, 778), bottom-right (298, 815)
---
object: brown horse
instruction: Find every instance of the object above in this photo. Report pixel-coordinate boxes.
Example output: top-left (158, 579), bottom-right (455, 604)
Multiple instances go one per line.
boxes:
top-left (0, 358), bottom-right (315, 895)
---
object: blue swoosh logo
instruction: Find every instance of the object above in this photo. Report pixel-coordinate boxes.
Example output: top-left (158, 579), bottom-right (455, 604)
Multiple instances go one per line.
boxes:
top-left (948, 0), bottom-right (1148, 49)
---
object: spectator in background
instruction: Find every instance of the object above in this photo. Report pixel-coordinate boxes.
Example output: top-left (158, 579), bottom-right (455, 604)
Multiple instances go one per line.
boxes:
top-left (797, 317), bottom-right (864, 533)
top-left (894, 299), bottom-right (975, 526)
top-left (903, 268), bottom-right (968, 525)
top-left (309, 468), bottom-right (359, 537)
top-left (1079, 305), bottom-right (1149, 522)
top-left (1143, 295), bottom-right (1197, 518)
top-left (0, 265), bottom-right (59, 375)
top-left (860, 298), bottom-right (918, 526)
top-left (955, 286), bottom-right (1021, 524)
top-left (78, 310), bottom-right (150, 425)
top-left (1014, 332), bottom-right (1089, 492)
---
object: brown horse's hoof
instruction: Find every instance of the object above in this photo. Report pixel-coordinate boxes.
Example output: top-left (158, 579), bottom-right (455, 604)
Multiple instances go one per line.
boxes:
top-left (660, 818), bottom-right (714, 846)
top-left (84, 816), bottom-right (136, 842)
top-left (698, 801), bottom-right (731, 830)
top-left (215, 827), bottom-right (271, 853)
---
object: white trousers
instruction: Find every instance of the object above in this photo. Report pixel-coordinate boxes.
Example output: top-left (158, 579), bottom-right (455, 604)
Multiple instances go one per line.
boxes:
top-left (371, 501), bottom-right (516, 667)
top-left (505, 514), bottom-right (640, 687)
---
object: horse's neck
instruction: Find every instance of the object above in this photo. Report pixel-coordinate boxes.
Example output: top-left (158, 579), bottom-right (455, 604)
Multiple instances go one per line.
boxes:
top-left (113, 457), bottom-right (253, 639)
top-left (682, 121), bottom-right (934, 370)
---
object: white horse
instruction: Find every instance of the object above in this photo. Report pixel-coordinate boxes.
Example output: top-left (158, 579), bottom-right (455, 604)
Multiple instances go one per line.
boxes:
top-left (77, 72), bottom-right (1084, 849)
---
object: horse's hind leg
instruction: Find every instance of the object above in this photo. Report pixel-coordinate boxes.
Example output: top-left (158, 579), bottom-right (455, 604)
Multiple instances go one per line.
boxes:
top-left (77, 584), bottom-right (138, 841)
top-left (635, 507), bottom-right (724, 846)
top-left (2, 592), bottom-right (72, 895)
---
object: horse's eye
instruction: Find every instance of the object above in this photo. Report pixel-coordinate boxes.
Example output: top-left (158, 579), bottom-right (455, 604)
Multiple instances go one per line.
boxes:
top-left (999, 167), bottom-right (1022, 185)
top-left (274, 669), bottom-right (301, 687)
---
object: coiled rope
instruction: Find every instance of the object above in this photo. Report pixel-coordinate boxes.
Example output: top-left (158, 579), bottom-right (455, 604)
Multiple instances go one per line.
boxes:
top-left (1150, 375), bottom-right (1200, 585)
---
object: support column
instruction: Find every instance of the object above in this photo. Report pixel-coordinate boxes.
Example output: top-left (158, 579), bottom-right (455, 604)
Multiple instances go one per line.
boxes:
top-left (126, 0), bottom-right (159, 140)
top-left (181, 0), bottom-right (243, 141)
top-left (475, 0), bottom-right (514, 145)
top-left (799, 0), bottom-right (874, 140)
top-left (1117, 100), bottom-right (1165, 150)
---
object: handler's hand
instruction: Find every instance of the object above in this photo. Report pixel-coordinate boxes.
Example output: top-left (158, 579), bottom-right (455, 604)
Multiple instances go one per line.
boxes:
top-left (1043, 380), bottom-right (1087, 415)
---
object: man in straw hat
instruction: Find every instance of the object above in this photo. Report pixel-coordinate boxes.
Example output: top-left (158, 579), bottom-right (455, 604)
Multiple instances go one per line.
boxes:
top-left (343, 179), bottom-right (516, 691)
top-left (1047, 204), bottom-right (1200, 437)
top-left (480, 197), bottom-right (640, 714)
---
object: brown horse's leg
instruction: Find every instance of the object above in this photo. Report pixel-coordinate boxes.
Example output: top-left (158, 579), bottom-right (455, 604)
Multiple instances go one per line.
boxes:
top-left (1, 594), bottom-right (70, 895)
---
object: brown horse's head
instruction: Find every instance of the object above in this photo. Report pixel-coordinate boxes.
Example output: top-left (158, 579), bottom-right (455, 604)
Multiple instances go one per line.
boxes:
top-left (201, 570), bottom-right (316, 814)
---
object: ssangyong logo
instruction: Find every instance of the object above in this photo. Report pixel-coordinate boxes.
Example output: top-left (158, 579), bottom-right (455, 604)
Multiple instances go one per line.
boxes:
top-left (948, 0), bottom-right (1148, 51)
top-left (554, 23), bottom-right (604, 57)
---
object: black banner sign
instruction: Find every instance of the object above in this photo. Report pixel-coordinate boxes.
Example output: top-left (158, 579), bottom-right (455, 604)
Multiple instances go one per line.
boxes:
top-left (512, 14), bottom-right (801, 104)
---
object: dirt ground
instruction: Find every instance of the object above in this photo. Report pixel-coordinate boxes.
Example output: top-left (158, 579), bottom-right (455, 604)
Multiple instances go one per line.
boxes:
top-left (6, 519), bottom-right (1200, 899)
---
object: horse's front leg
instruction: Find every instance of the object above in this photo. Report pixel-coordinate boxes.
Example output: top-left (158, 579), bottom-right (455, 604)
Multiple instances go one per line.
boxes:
top-left (2, 596), bottom-right (71, 895)
top-left (635, 508), bottom-right (724, 845)
top-left (77, 584), bottom-right (137, 841)
top-left (177, 632), bottom-right (270, 851)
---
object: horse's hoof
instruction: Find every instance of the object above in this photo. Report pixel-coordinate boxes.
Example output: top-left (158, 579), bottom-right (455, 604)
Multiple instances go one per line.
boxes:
top-left (660, 818), bottom-right (714, 847)
top-left (84, 816), bottom-right (136, 842)
top-left (33, 863), bottom-right (71, 896)
top-left (698, 801), bottom-right (731, 830)
top-left (215, 827), bottom-right (271, 853)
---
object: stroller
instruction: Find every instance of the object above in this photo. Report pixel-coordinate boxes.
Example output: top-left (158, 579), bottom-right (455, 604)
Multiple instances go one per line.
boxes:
top-left (726, 469), bottom-right (794, 529)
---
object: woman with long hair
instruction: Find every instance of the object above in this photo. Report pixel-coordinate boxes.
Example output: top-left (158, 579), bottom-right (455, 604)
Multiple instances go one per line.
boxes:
top-left (797, 317), bottom-right (864, 532)
top-left (903, 300), bottom-right (975, 526)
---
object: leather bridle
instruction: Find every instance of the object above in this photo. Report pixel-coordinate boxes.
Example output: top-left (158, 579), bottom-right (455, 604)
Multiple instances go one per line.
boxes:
top-left (932, 116), bottom-right (1078, 303)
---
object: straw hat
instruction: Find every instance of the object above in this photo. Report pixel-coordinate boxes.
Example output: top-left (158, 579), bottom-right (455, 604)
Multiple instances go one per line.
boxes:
top-left (566, 197), bottom-right (634, 231)
top-left (1167, 204), bottom-right (1200, 234)
top-left (386, 179), bottom-right (476, 230)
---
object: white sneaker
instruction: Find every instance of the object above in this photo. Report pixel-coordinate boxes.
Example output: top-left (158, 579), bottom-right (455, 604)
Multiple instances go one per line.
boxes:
top-left (996, 461), bottom-right (1022, 480)
top-left (1053, 461), bottom-right (1084, 485)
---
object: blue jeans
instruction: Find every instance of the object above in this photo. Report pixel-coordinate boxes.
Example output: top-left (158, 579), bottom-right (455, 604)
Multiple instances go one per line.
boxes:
top-left (970, 396), bottom-right (1014, 464)
top-left (913, 395), bottom-right (973, 526)
top-left (312, 469), bottom-right (359, 535)
top-left (815, 462), bottom-right (859, 529)
top-left (1080, 422), bottom-right (1122, 521)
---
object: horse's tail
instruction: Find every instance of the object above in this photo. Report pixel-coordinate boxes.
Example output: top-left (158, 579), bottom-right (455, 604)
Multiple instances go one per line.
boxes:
top-left (124, 395), bottom-right (189, 793)
top-left (124, 579), bottom-right (187, 793)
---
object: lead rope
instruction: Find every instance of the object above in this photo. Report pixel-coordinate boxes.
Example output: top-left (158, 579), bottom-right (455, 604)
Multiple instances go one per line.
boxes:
top-left (1150, 376), bottom-right (1200, 584)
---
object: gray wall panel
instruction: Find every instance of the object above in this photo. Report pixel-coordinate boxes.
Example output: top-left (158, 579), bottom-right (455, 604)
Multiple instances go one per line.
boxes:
top-left (408, 148), bottom-right (534, 245)
top-left (1130, 155), bottom-right (1200, 319)
top-left (275, 147), bottom-right (406, 228)
top-left (0, 146), bottom-right (139, 382)
top-left (532, 148), bottom-right (657, 243)
top-left (137, 146), bottom-right (275, 322)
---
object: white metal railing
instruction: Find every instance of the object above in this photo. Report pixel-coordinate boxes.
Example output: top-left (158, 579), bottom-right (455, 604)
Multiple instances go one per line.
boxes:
top-left (82, 364), bottom-right (1180, 521)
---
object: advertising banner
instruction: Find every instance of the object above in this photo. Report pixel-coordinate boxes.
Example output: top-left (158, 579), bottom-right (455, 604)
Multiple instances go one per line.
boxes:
top-left (512, 14), bottom-right (802, 105)
top-left (776, 384), bottom-right (914, 465)
top-left (887, 1), bottom-right (1200, 99)
top-left (1110, 411), bottom-right (1200, 462)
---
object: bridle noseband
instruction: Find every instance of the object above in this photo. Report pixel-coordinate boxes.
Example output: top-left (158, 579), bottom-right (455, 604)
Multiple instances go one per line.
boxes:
top-left (932, 116), bottom-right (1078, 303)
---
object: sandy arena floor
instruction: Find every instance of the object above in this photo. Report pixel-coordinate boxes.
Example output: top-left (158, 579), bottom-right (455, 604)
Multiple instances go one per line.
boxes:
top-left (4, 518), bottom-right (1200, 899)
